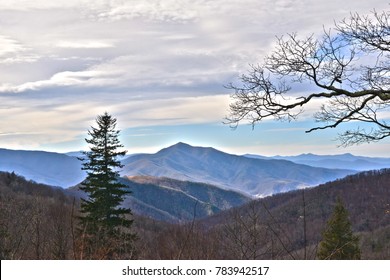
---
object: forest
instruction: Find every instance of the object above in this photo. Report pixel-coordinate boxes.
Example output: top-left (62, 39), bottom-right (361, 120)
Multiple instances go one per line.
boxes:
top-left (1, 169), bottom-right (389, 259)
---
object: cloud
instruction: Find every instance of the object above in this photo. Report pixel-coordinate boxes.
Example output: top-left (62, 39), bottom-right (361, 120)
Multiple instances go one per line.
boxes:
top-left (0, 0), bottom-right (90, 11)
top-left (0, 35), bottom-right (40, 65)
top-left (117, 95), bottom-right (231, 127)
top-left (57, 41), bottom-right (115, 49)
top-left (86, 0), bottom-right (199, 22)
top-left (0, 36), bottom-right (26, 56)
top-left (0, 92), bottom-right (230, 151)
top-left (0, 70), bottom-right (109, 92)
top-left (0, 49), bottom-right (236, 96)
top-left (0, 0), bottom-right (389, 154)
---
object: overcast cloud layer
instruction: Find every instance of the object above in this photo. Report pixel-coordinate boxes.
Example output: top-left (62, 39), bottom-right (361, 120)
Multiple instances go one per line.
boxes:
top-left (0, 0), bottom-right (389, 155)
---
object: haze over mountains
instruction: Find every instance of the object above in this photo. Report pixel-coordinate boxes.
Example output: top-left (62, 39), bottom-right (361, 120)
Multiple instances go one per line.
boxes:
top-left (1, 143), bottom-right (386, 196)
top-left (0, 148), bottom-right (85, 187)
top-left (2, 142), bottom-right (390, 222)
top-left (245, 153), bottom-right (390, 171)
top-left (0, 142), bottom-right (374, 197)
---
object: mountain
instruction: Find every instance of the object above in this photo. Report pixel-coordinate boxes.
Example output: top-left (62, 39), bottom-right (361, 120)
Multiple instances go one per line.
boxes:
top-left (0, 148), bottom-right (85, 188)
top-left (245, 153), bottom-right (390, 171)
top-left (0, 143), bottom-right (362, 196)
top-left (121, 142), bottom-right (355, 196)
top-left (68, 176), bottom-right (250, 222)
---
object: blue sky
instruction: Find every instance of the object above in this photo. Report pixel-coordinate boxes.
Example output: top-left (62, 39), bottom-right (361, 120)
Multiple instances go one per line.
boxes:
top-left (0, 0), bottom-right (389, 156)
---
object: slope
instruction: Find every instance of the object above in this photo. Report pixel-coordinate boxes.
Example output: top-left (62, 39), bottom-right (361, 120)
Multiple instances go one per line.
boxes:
top-left (199, 169), bottom-right (390, 259)
top-left (68, 176), bottom-right (251, 222)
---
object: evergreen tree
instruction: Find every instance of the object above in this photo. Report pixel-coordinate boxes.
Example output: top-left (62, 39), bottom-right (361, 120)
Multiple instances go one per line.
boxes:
top-left (78, 112), bottom-right (135, 259)
top-left (317, 198), bottom-right (361, 260)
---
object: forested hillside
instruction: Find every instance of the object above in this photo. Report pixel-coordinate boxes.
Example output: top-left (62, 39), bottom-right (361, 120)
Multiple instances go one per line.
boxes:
top-left (1, 170), bottom-right (389, 259)
top-left (0, 172), bottom-right (75, 259)
top-left (129, 169), bottom-right (390, 259)
top-left (68, 176), bottom-right (250, 222)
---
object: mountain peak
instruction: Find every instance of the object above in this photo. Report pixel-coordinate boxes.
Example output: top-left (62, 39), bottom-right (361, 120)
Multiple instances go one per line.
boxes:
top-left (172, 142), bottom-right (192, 149)
top-left (161, 142), bottom-right (193, 152)
top-left (155, 142), bottom-right (195, 156)
top-left (166, 142), bottom-right (221, 154)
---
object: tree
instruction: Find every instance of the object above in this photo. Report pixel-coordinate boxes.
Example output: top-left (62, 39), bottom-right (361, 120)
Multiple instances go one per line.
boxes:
top-left (317, 199), bottom-right (361, 260)
top-left (222, 201), bottom-right (269, 259)
top-left (78, 112), bottom-right (135, 259)
top-left (226, 10), bottom-right (389, 146)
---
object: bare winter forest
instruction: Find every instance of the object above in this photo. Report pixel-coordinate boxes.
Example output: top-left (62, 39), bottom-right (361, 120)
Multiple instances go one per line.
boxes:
top-left (1, 169), bottom-right (389, 259)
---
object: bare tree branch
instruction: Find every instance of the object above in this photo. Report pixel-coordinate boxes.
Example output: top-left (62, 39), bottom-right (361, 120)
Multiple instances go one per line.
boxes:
top-left (225, 9), bottom-right (390, 146)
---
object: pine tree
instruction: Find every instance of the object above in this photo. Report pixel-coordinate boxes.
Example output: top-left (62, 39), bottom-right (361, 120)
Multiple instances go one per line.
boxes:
top-left (317, 198), bottom-right (361, 260)
top-left (78, 112), bottom-right (135, 259)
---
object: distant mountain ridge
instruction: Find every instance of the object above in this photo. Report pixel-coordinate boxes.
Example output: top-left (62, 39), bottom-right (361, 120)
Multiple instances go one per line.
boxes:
top-left (245, 153), bottom-right (390, 171)
top-left (0, 143), bottom-right (376, 196)
top-left (0, 148), bottom-right (85, 187)
top-left (121, 142), bottom-right (356, 196)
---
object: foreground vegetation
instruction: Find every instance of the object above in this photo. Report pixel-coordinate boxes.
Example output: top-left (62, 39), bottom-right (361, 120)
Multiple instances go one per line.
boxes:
top-left (0, 169), bottom-right (389, 259)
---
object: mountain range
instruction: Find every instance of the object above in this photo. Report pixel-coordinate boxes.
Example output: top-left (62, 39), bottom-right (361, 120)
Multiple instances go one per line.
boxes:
top-left (2, 142), bottom-right (389, 196)
top-left (245, 153), bottom-right (390, 171)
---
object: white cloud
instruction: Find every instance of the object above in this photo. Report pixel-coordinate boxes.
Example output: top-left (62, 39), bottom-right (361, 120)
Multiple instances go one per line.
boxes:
top-left (0, 93), bottom-right (230, 151)
top-left (57, 41), bottom-right (114, 49)
top-left (0, 36), bottom-right (26, 56)
top-left (0, 70), bottom-right (111, 92)
top-left (86, 0), bottom-right (199, 22)
top-left (0, 0), bottom-right (389, 154)
top-left (0, 0), bottom-right (90, 10)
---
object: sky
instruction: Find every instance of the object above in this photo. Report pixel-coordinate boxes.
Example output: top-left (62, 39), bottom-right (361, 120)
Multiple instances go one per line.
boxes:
top-left (0, 0), bottom-right (389, 157)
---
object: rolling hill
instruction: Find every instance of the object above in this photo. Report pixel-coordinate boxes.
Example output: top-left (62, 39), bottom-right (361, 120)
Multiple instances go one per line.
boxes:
top-left (68, 176), bottom-right (250, 222)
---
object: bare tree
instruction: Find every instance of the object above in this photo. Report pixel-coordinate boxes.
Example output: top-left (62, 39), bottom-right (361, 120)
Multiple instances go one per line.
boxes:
top-left (222, 201), bottom-right (272, 259)
top-left (226, 9), bottom-right (389, 146)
